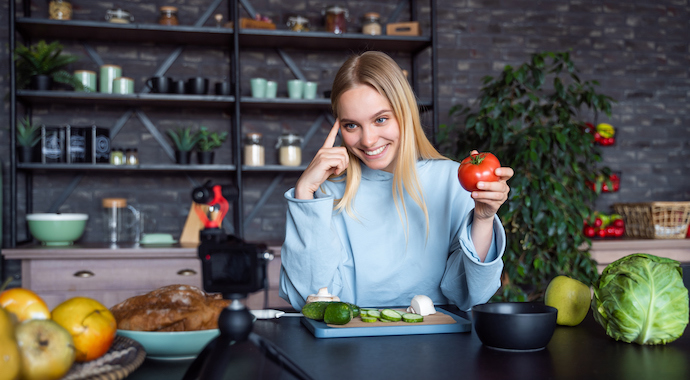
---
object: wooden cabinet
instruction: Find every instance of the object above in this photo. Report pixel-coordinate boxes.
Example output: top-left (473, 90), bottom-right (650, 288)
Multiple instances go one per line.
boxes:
top-left (1, 243), bottom-right (290, 310)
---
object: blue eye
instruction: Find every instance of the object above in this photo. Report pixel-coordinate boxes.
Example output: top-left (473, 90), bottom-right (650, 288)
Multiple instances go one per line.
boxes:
top-left (343, 123), bottom-right (357, 130)
top-left (375, 117), bottom-right (387, 124)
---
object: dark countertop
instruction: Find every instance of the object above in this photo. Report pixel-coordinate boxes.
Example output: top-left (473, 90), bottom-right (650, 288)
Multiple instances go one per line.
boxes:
top-left (125, 307), bottom-right (690, 380)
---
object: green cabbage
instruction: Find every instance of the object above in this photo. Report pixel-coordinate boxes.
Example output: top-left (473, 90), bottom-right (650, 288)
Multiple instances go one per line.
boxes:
top-left (591, 253), bottom-right (688, 345)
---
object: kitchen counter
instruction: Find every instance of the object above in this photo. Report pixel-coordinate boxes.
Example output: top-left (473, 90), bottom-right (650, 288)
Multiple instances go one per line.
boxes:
top-left (125, 307), bottom-right (690, 380)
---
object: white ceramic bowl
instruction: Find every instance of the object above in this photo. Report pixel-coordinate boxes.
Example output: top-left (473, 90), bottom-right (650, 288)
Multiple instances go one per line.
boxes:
top-left (26, 213), bottom-right (88, 246)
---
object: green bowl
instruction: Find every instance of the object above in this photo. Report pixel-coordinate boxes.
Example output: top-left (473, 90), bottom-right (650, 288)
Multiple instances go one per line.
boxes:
top-left (26, 213), bottom-right (88, 246)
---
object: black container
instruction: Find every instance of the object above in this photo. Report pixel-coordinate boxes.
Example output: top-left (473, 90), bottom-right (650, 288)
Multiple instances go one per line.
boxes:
top-left (215, 81), bottom-right (231, 96)
top-left (172, 79), bottom-right (186, 94)
top-left (94, 127), bottom-right (111, 163)
top-left (31, 75), bottom-right (53, 91)
top-left (471, 302), bottom-right (557, 351)
top-left (41, 126), bottom-right (67, 163)
top-left (146, 76), bottom-right (173, 93)
top-left (175, 150), bottom-right (192, 164)
top-left (18, 145), bottom-right (37, 163)
top-left (68, 126), bottom-right (88, 163)
top-left (197, 151), bottom-right (214, 164)
top-left (186, 77), bottom-right (209, 95)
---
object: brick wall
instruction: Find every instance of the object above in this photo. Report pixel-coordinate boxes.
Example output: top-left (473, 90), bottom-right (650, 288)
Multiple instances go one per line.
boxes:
top-left (1, 0), bottom-right (689, 265)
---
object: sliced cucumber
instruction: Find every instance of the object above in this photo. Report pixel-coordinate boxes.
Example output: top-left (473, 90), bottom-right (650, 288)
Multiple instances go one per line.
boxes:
top-left (402, 313), bottom-right (424, 323)
top-left (360, 315), bottom-right (378, 323)
top-left (380, 309), bottom-right (402, 322)
top-left (367, 310), bottom-right (381, 319)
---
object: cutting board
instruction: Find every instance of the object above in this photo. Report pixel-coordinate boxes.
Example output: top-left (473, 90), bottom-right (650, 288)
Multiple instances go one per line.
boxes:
top-left (302, 308), bottom-right (471, 338)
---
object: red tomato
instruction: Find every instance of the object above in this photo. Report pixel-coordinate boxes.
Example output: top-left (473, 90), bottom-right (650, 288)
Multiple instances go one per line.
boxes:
top-left (605, 226), bottom-right (616, 237)
top-left (584, 226), bottom-right (596, 238)
top-left (614, 227), bottom-right (625, 237)
top-left (613, 219), bottom-right (625, 228)
top-left (593, 218), bottom-right (603, 228)
top-left (457, 152), bottom-right (501, 192)
top-left (596, 229), bottom-right (606, 238)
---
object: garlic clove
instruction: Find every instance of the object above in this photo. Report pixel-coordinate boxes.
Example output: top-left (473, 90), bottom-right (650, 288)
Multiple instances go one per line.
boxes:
top-left (305, 287), bottom-right (340, 303)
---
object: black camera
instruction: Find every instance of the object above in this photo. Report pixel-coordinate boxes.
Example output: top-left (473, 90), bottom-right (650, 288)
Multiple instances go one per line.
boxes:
top-left (197, 228), bottom-right (271, 299)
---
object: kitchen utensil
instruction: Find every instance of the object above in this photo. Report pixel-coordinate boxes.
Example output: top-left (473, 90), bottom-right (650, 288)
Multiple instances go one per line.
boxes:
top-left (99, 64), bottom-right (122, 93)
top-left (250, 309), bottom-right (303, 320)
top-left (105, 8), bottom-right (134, 24)
top-left (172, 79), bottom-right (186, 94)
top-left (186, 77), bottom-right (209, 95)
top-left (215, 81), bottom-right (231, 95)
top-left (113, 77), bottom-right (134, 94)
top-left (471, 302), bottom-right (557, 351)
top-left (27, 213), bottom-right (88, 245)
top-left (287, 79), bottom-right (304, 99)
top-left (250, 78), bottom-right (267, 98)
top-left (146, 76), bottom-right (172, 93)
top-left (117, 329), bottom-right (219, 360)
top-left (102, 198), bottom-right (140, 245)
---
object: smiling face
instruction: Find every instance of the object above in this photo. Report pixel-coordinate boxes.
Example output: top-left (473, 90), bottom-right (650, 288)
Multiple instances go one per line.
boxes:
top-left (338, 85), bottom-right (400, 173)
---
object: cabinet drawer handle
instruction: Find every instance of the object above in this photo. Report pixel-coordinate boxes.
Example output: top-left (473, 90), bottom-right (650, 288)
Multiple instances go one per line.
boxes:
top-left (74, 270), bottom-right (95, 278)
top-left (177, 269), bottom-right (197, 276)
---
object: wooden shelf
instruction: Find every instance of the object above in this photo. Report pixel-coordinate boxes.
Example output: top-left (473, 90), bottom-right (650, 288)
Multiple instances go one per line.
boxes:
top-left (590, 238), bottom-right (690, 272)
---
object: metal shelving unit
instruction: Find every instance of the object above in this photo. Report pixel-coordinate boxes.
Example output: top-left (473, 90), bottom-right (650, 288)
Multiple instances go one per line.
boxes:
top-left (6, 0), bottom-right (437, 249)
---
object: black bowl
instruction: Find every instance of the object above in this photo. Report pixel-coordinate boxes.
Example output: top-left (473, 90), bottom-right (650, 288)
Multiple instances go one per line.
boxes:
top-left (471, 302), bottom-right (557, 352)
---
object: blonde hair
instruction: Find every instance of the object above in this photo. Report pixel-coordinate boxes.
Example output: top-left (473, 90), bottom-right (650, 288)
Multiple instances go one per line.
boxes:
top-left (330, 51), bottom-right (446, 234)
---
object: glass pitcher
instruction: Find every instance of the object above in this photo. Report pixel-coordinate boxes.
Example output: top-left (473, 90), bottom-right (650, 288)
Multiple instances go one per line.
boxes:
top-left (102, 198), bottom-right (140, 246)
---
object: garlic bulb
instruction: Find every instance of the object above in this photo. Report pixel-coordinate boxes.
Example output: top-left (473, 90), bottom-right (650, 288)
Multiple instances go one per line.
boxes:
top-left (306, 287), bottom-right (340, 303)
top-left (407, 295), bottom-right (436, 316)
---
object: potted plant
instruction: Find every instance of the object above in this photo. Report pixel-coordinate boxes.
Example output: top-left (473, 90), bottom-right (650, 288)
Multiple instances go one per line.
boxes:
top-left (196, 126), bottom-right (228, 164)
top-left (14, 40), bottom-right (84, 91)
top-left (166, 126), bottom-right (201, 164)
top-left (16, 117), bottom-right (41, 163)
top-left (438, 51), bottom-right (615, 302)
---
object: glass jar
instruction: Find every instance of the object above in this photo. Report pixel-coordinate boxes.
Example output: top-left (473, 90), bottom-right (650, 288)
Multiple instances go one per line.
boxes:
top-left (110, 148), bottom-right (124, 165)
top-left (276, 133), bottom-right (303, 167)
top-left (49, 0), bottom-right (72, 20)
top-left (287, 16), bottom-right (310, 32)
top-left (244, 133), bottom-right (265, 166)
top-left (362, 12), bottom-right (382, 35)
top-left (125, 148), bottom-right (139, 165)
top-left (324, 6), bottom-right (348, 34)
top-left (158, 6), bottom-right (179, 26)
top-left (105, 9), bottom-right (134, 24)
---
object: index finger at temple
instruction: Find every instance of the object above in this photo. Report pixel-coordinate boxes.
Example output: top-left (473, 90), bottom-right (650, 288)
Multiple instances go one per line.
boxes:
top-left (323, 120), bottom-right (340, 148)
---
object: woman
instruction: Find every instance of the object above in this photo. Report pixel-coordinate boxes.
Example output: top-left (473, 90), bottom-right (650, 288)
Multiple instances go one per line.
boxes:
top-left (279, 51), bottom-right (513, 311)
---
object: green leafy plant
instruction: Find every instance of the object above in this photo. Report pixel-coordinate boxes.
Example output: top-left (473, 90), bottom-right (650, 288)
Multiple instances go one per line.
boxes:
top-left (16, 117), bottom-right (42, 147)
top-left (196, 126), bottom-right (228, 152)
top-left (166, 126), bottom-right (201, 152)
top-left (438, 51), bottom-right (615, 302)
top-left (14, 40), bottom-right (84, 90)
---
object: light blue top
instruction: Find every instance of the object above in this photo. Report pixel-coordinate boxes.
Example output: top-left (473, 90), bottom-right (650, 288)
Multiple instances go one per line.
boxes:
top-left (279, 159), bottom-right (505, 311)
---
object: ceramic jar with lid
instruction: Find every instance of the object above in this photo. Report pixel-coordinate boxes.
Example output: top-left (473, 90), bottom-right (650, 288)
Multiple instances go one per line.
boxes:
top-left (159, 6), bottom-right (179, 26)
top-left (276, 133), bottom-right (303, 166)
top-left (244, 133), bottom-right (265, 166)
top-left (105, 9), bottom-right (134, 24)
top-left (323, 6), bottom-right (348, 34)
top-left (362, 12), bottom-right (382, 35)
top-left (49, 0), bottom-right (72, 20)
top-left (287, 16), bottom-right (310, 32)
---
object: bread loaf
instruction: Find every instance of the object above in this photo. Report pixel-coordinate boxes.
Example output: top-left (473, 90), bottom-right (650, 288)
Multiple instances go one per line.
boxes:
top-left (110, 284), bottom-right (230, 331)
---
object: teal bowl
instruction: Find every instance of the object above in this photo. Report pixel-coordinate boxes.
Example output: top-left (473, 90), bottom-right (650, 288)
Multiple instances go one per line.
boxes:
top-left (26, 213), bottom-right (88, 246)
top-left (117, 329), bottom-right (220, 360)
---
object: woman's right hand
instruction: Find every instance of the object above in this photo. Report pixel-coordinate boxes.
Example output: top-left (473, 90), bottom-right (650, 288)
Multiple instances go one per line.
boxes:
top-left (294, 121), bottom-right (349, 199)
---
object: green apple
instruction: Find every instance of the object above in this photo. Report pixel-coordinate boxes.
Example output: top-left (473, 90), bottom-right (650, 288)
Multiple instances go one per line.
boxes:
top-left (545, 275), bottom-right (591, 326)
top-left (15, 319), bottom-right (76, 380)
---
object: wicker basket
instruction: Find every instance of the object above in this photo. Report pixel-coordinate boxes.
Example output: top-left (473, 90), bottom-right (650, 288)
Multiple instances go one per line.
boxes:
top-left (612, 202), bottom-right (690, 239)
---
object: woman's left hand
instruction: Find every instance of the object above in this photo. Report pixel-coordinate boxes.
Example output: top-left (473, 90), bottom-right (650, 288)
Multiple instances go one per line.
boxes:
top-left (468, 150), bottom-right (514, 221)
